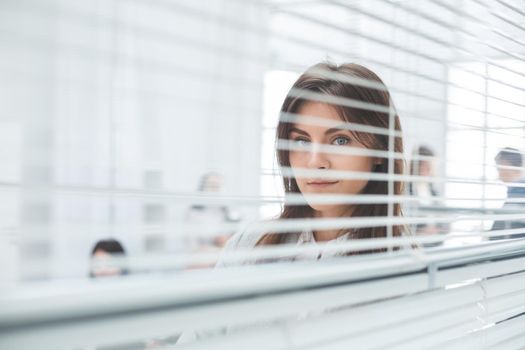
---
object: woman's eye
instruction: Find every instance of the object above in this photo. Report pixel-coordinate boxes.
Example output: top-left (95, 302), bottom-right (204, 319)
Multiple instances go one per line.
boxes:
top-left (294, 138), bottom-right (310, 147)
top-left (332, 136), bottom-right (350, 146)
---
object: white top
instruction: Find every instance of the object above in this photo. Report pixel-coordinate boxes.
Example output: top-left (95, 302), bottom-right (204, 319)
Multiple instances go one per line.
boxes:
top-left (216, 229), bottom-right (352, 268)
top-left (177, 228), bottom-right (353, 344)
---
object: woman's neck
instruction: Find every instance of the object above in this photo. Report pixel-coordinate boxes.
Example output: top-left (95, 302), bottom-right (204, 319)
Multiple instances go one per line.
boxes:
top-left (313, 229), bottom-right (341, 242)
top-left (312, 206), bottom-right (353, 242)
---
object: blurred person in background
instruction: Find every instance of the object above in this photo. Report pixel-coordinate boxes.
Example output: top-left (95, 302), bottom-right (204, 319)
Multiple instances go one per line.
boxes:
top-left (408, 145), bottom-right (446, 242)
top-left (90, 239), bottom-right (127, 278)
top-left (184, 172), bottom-right (241, 256)
top-left (491, 147), bottom-right (525, 239)
top-left (409, 145), bottom-right (438, 205)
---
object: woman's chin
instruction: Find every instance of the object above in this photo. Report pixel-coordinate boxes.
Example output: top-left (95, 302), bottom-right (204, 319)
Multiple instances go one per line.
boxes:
top-left (307, 204), bottom-right (348, 217)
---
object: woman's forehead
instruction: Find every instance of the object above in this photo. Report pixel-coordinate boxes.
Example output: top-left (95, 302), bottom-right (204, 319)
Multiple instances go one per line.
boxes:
top-left (297, 102), bottom-right (342, 120)
top-left (292, 102), bottom-right (346, 131)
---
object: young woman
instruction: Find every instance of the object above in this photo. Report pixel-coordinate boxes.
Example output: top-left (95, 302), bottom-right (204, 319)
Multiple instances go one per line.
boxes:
top-left (219, 62), bottom-right (405, 265)
top-left (177, 62), bottom-right (405, 344)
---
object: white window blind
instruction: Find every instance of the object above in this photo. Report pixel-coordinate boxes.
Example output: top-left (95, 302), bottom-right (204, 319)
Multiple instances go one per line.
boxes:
top-left (1, 0), bottom-right (525, 349)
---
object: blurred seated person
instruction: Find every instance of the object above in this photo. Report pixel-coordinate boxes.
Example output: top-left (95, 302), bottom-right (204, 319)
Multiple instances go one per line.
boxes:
top-left (90, 239), bottom-right (127, 278)
top-left (409, 145), bottom-right (438, 205)
top-left (408, 145), bottom-right (446, 242)
top-left (491, 148), bottom-right (525, 239)
top-left (185, 172), bottom-right (240, 252)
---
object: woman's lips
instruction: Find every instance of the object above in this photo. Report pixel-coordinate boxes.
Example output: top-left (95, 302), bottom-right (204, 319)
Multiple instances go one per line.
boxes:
top-left (306, 180), bottom-right (339, 187)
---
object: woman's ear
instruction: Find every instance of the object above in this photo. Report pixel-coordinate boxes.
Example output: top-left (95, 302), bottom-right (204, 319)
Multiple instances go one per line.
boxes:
top-left (372, 158), bottom-right (382, 171)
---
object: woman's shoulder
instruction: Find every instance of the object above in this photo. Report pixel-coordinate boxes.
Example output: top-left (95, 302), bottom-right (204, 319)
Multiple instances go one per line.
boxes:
top-left (223, 218), bottom-right (287, 251)
top-left (223, 229), bottom-right (265, 251)
top-left (215, 221), bottom-right (267, 268)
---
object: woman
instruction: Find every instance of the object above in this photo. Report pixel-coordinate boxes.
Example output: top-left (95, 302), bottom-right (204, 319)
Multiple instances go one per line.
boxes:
top-left (177, 62), bottom-right (406, 344)
top-left (220, 62), bottom-right (405, 264)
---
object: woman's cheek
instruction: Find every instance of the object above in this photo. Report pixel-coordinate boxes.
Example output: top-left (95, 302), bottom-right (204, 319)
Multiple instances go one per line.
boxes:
top-left (340, 179), bottom-right (370, 195)
top-left (289, 151), bottom-right (304, 167)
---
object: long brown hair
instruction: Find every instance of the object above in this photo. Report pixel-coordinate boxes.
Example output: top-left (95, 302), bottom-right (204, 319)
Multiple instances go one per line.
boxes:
top-left (258, 62), bottom-right (405, 246)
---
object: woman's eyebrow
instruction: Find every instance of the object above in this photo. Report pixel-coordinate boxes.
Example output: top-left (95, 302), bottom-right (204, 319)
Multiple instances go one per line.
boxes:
top-left (289, 127), bottom-right (309, 136)
top-left (325, 125), bottom-right (350, 135)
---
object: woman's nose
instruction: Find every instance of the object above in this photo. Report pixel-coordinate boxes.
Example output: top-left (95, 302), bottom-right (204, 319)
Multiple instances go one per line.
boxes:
top-left (307, 144), bottom-right (330, 169)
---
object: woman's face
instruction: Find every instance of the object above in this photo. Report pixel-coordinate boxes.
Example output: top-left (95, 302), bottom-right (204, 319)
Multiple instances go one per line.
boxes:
top-left (288, 102), bottom-right (377, 216)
